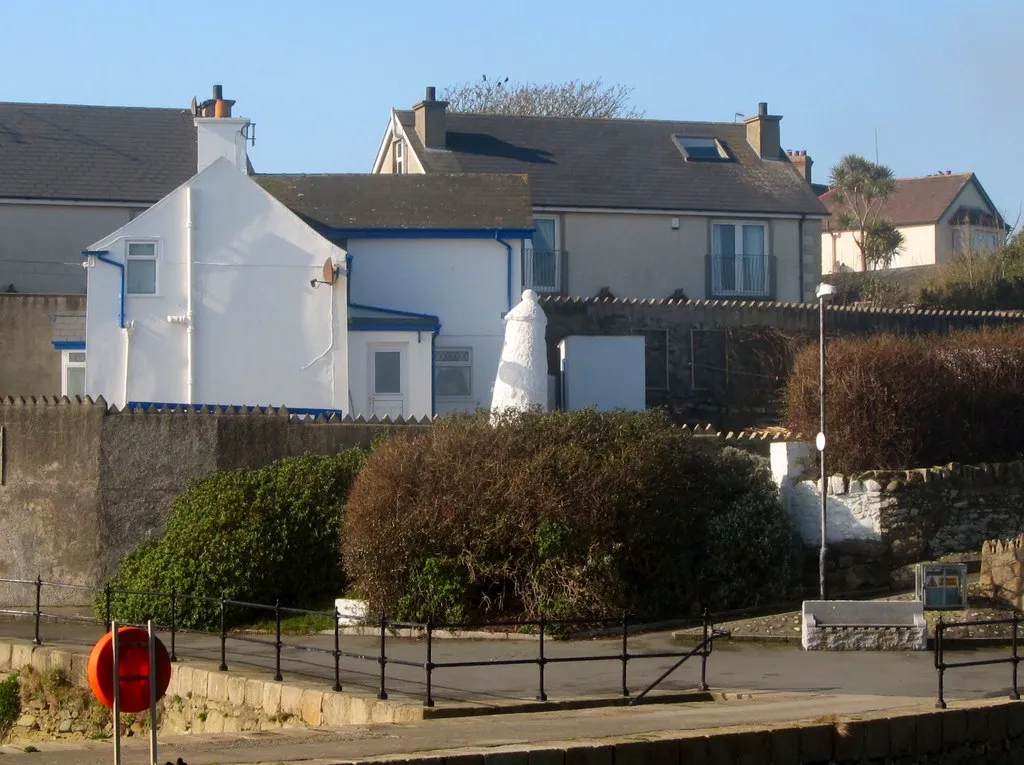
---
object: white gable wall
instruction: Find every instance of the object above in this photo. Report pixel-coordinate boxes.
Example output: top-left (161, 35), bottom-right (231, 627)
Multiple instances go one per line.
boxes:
top-left (348, 237), bottom-right (525, 414)
top-left (85, 159), bottom-right (349, 410)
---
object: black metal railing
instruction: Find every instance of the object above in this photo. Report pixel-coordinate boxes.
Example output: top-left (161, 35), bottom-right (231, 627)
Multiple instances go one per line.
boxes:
top-left (522, 248), bottom-right (566, 294)
top-left (0, 576), bottom-right (728, 707)
top-left (934, 614), bottom-right (1022, 709)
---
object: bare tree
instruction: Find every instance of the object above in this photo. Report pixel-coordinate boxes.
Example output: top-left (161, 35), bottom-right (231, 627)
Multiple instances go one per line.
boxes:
top-left (440, 76), bottom-right (644, 119)
top-left (828, 154), bottom-right (903, 270)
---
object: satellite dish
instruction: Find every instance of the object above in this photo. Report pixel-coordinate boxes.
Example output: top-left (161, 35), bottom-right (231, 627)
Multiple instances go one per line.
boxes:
top-left (322, 258), bottom-right (336, 285)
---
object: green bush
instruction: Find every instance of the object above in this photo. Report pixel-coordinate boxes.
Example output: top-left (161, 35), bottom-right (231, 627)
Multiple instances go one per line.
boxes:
top-left (784, 328), bottom-right (1024, 473)
top-left (342, 410), bottom-right (802, 622)
top-left (918, 238), bottom-right (1024, 310)
top-left (0, 673), bottom-right (18, 739)
top-left (100, 450), bottom-right (364, 629)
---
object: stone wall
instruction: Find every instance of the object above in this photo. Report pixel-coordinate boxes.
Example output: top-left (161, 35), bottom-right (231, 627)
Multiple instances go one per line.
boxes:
top-left (0, 398), bottom-right (428, 605)
top-left (980, 535), bottom-right (1024, 610)
top-left (0, 294), bottom-right (86, 396)
top-left (543, 296), bottom-right (1024, 429)
top-left (772, 442), bottom-right (1024, 589)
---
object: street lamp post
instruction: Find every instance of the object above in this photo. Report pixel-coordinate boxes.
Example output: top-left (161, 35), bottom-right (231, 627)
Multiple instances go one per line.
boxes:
top-left (815, 283), bottom-right (836, 601)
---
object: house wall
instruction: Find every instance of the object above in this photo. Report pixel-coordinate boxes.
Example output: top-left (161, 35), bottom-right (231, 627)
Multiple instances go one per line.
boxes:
top-left (0, 294), bottom-right (85, 395)
top-left (347, 237), bottom-right (525, 414)
top-left (557, 211), bottom-right (815, 301)
top-left (0, 202), bottom-right (140, 294)
top-left (936, 182), bottom-right (1002, 264)
top-left (85, 159), bottom-right (350, 411)
top-left (825, 225), bottom-right (938, 272)
top-left (347, 330), bottom-right (433, 419)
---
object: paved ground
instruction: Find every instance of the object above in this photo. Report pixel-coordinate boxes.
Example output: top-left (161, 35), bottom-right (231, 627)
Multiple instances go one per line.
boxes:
top-left (0, 691), bottom-right (963, 765)
top-left (2, 616), bottom-right (1021, 707)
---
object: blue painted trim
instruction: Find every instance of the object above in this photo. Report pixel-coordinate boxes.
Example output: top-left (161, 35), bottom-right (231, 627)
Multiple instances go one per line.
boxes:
top-left (349, 302), bottom-right (440, 322)
top-left (82, 249), bottom-right (126, 329)
top-left (52, 340), bottom-right (86, 351)
top-left (321, 227), bottom-right (534, 241)
top-left (349, 321), bottom-right (441, 333)
top-left (345, 253), bottom-right (353, 305)
top-left (127, 401), bottom-right (345, 417)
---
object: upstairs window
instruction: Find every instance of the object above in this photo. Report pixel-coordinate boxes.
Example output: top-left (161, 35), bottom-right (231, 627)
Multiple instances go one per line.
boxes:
top-left (674, 136), bottom-right (730, 162)
top-left (394, 139), bottom-right (405, 174)
top-left (126, 241), bottom-right (157, 295)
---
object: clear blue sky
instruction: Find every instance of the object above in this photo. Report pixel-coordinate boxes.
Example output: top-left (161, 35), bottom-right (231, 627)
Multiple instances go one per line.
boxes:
top-left (4, 0), bottom-right (1022, 225)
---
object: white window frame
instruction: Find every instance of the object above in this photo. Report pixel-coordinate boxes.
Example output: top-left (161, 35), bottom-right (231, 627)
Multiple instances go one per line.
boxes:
top-left (710, 221), bottom-right (771, 297)
top-left (526, 216), bottom-right (562, 292)
top-left (394, 139), bottom-right (405, 174)
top-left (61, 349), bottom-right (87, 399)
top-left (125, 239), bottom-right (159, 296)
top-left (434, 346), bottom-right (473, 399)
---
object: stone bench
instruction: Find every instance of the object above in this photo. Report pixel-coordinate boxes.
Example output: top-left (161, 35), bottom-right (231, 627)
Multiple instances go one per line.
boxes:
top-left (802, 600), bottom-right (927, 651)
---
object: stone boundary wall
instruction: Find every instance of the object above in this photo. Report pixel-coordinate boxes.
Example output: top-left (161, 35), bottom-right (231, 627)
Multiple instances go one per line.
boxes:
top-left (980, 535), bottom-right (1024, 610)
top-left (773, 442), bottom-right (1024, 590)
top-left (542, 295), bottom-right (1024, 429)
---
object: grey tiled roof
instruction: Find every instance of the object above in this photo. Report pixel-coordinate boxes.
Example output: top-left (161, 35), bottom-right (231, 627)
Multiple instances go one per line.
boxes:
top-left (254, 173), bottom-right (533, 231)
top-left (0, 101), bottom-right (197, 203)
top-left (396, 111), bottom-right (828, 216)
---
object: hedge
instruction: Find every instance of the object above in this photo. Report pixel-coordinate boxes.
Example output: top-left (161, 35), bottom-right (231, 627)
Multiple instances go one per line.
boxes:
top-left (784, 327), bottom-right (1024, 473)
top-left (99, 450), bottom-right (364, 629)
top-left (342, 409), bottom-right (803, 622)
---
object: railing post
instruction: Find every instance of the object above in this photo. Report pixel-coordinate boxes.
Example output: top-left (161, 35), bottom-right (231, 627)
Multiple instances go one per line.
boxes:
top-left (536, 615), bottom-right (547, 702)
top-left (699, 609), bottom-right (710, 692)
top-left (620, 611), bottom-right (629, 698)
top-left (935, 616), bottom-right (946, 710)
top-left (377, 612), bottom-right (388, 700)
top-left (219, 596), bottom-right (228, 672)
top-left (169, 588), bottom-right (178, 662)
top-left (424, 618), bottom-right (435, 708)
top-left (274, 599), bottom-right (283, 682)
top-left (1012, 613), bottom-right (1020, 701)
top-left (333, 607), bottom-right (342, 693)
top-left (103, 582), bottom-right (112, 633)
top-left (32, 575), bottom-right (42, 646)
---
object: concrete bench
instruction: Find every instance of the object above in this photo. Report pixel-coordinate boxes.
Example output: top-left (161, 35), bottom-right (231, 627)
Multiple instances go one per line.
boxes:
top-left (802, 600), bottom-right (927, 651)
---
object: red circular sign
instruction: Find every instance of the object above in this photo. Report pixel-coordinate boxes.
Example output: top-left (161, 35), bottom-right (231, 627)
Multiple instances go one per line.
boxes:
top-left (87, 626), bottom-right (172, 713)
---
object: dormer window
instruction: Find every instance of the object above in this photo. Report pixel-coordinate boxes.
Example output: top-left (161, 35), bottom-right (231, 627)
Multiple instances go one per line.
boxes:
top-left (394, 139), bottom-right (405, 174)
top-left (674, 136), bottom-right (730, 162)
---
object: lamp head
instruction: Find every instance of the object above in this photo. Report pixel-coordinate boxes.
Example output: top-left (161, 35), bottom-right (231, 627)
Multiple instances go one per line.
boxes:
top-left (815, 283), bottom-right (837, 300)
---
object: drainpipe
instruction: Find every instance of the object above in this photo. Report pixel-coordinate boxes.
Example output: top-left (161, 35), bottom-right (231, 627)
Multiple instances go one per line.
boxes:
top-left (495, 234), bottom-right (513, 312)
top-left (798, 214), bottom-right (806, 301)
top-left (167, 187), bottom-right (195, 404)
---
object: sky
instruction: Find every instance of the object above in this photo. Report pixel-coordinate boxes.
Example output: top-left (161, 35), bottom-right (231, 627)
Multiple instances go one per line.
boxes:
top-left (3, 0), bottom-right (1022, 225)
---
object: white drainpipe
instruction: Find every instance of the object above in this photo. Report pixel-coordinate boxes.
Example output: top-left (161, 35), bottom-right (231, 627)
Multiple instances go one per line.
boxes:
top-left (167, 186), bottom-right (195, 403)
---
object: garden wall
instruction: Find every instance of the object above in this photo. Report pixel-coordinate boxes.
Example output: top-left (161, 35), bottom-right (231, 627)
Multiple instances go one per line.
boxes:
top-left (772, 442), bottom-right (1024, 589)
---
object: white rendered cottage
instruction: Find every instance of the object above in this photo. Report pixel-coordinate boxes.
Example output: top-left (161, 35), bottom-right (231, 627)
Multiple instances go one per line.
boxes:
top-left (82, 89), bottom-right (533, 419)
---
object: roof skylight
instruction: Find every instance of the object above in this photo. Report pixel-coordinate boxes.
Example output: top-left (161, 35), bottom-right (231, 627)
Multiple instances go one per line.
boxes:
top-left (675, 136), bottom-right (730, 162)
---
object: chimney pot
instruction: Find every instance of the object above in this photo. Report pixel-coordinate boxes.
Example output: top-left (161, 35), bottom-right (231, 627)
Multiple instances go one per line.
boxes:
top-left (425, 86), bottom-right (436, 102)
top-left (212, 84), bottom-right (223, 100)
top-left (758, 102), bottom-right (768, 117)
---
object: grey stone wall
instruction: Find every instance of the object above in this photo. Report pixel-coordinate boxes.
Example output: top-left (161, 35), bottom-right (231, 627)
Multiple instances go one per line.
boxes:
top-left (0, 398), bottom-right (428, 604)
top-left (543, 296), bottom-right (1024, 429)
top-left (0, 294), bottom-right (86, 396)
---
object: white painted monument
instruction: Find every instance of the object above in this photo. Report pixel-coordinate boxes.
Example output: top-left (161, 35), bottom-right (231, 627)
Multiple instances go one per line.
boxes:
top-left (490, 289), bottom-right (548, 414)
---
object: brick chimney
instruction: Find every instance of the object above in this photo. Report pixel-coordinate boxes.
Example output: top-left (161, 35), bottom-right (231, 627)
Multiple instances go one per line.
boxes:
top-left (745, 101), bottom-right (782, 160)
top-left (786, 149), bottom-right (813, 184)
top-left (193, 84), bottom-right (251, 174)
top-left (413, 86), bottom-right (448, 150)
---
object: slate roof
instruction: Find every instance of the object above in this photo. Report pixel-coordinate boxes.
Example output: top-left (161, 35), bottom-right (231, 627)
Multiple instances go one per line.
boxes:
top-left (0, 101), bottom-right (197, 203)
top-left (820, 173), bottom-right (997, 230)
top-left (394, 111), bottom-right (827, 216)
top-left (254, 173), bottom-right (533, 231)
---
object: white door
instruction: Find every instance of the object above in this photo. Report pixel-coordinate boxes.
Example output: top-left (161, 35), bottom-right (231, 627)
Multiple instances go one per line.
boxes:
top-left (369, 346), bottom-right (405, 419)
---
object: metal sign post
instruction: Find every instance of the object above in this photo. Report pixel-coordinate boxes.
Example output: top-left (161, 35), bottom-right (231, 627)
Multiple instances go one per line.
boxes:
top-left (148, 620), bottom-right (159, 765)
top-left (111, 620), bottom-right (122, 765)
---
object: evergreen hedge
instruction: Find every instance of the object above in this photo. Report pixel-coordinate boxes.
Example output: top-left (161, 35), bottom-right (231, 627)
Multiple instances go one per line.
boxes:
top-left (342, 410), bottom-right (802, 622)
top-left (98, 450), bottom-right (364, 629)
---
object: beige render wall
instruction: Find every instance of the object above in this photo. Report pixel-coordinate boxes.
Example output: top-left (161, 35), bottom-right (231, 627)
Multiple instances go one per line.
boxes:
top-left (823, 225), bottom-right (937, 272)
top-left (0, 294), bottom-right (85, 395)
top-left (562, 212), bottom-right (706, 299)
top-left (0, 203), bottom-right (135, 293)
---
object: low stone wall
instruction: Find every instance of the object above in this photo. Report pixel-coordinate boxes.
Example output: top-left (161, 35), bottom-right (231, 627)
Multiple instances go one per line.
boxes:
top-left (772, 442), bottom-right (1024, 588)
top-left (980, 535), bottom-right (1024, 609)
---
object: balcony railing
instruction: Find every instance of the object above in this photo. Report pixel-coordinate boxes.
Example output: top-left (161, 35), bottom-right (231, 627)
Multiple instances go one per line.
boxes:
top-left (523, 248), bottom-right (566, 294)
top-left (707, 254), bottom-right (776, 299)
